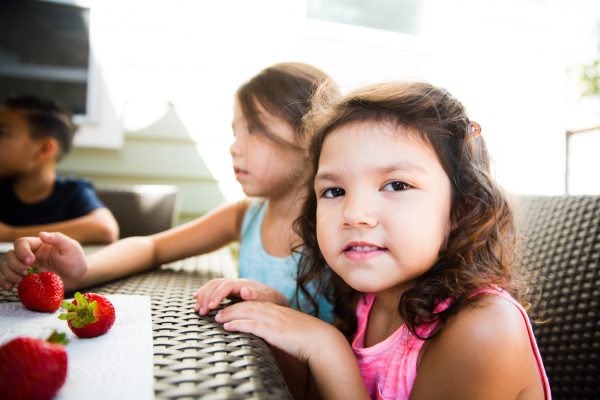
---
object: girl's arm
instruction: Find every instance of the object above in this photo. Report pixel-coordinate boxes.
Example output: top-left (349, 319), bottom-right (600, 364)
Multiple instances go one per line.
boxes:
top-left (1, 200), bottom-right (249, 292)
top-left (410, 296), bottom-right (544, 399)
top-left (0, 208), bottom-right (119, 244)
top-left (214, 301), bottom-right (369, 400)
top-left (75, 199), bottom-right (249, 290)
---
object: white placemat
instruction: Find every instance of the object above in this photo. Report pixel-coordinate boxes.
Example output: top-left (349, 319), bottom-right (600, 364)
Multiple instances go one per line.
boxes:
top-left (0, 294), bottom-right (154, 400)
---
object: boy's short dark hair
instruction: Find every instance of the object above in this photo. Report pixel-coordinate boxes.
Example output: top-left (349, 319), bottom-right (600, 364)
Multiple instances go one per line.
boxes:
top-left (3, 95), bottom-right (78, 160)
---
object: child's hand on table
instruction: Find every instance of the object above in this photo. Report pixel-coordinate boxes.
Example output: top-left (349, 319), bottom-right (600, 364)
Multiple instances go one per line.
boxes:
top-left (1, 232), bottom-right (87, 291)
top-left (193, 278), bottom-right (288, 315)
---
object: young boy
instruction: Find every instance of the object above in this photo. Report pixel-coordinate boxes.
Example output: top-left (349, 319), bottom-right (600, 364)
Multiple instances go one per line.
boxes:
top-left (0, 95), bottom-right (118, 244)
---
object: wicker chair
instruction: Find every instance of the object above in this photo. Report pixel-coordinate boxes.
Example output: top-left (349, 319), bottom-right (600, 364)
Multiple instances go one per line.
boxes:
top-left (97, 185), bottom-right (179, 238)
top-left (514, 195), bottom-right (600, 399)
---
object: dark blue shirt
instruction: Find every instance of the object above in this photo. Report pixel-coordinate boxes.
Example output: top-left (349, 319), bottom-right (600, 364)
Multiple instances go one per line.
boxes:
top-left (0, 176), bottom-right (104, 226)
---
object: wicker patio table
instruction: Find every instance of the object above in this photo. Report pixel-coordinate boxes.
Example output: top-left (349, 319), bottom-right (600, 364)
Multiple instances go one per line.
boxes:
top-left (0, 254), bottom-right (293, 400)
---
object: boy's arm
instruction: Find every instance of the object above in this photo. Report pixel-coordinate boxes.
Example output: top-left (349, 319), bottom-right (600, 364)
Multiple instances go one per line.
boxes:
top-left (0, 208), bottom-right (119, 244)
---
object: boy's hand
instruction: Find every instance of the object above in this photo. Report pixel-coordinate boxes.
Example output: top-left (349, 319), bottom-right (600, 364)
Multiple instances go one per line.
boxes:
top-left (192, 278), bottom-right (289, 315)
top-left (0, 232), bottom-right (87, 292)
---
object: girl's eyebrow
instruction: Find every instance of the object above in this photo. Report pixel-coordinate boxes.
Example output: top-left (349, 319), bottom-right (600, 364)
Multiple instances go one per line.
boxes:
top-left (314, 171), bottom-right (338, 183)
top-left (315, 162), bottom-right (427, 183)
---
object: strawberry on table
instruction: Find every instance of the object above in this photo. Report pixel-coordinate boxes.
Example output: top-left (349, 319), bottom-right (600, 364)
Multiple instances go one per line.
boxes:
top-left (59, 292), bottom-right (116, 338)
top-left (0, 331), bottom-right (68, 400)
top-left (17, 268), bottom-right (64, 312)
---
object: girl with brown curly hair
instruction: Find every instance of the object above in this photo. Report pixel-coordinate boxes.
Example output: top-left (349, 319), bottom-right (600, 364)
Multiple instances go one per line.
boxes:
top-left (211, 81), bottom-right (551, 399)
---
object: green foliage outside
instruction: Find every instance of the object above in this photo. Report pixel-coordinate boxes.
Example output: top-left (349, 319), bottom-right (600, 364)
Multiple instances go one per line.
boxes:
top-left (582, 23), bottom-right (600, 98)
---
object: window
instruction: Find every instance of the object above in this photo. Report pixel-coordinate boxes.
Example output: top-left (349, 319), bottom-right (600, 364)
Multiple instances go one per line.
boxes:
top-left (0, 0), bottom-right (122, 148)
top-left (307, 0), bottom-right (422, 35)
top-left (0, 1), bottom-right (90, 116)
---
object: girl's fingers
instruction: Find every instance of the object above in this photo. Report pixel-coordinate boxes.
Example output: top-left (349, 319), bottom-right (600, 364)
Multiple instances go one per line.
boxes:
top-left (194, 280), bottom-right (224, 314)
top-left (223, 318), bottom-right (265, 336)
top-left (194, 279), bottom-right (251, 315)
top-left (239, 286), bottom-right (273, 302)
top-left (1, 252), bottom-right (25, 289)
top-left (4, 251), bottom-right (28, 278)
top-left (13, 237), bottom-right (42, 266)
top-left (239, 286), bottom-right (257, 300)
top-left (208, 282), bottom-right (243, 310)
top-left (217, 303), bottom-right (277, 335)
top-left (39, 231), bottom-right (76, 253)
top-left (216, 301), bottom-right (277, 324)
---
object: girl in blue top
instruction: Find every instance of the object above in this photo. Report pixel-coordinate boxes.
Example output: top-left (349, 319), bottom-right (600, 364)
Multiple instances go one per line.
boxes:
top-left (2, 62), bottom-right (337, 322)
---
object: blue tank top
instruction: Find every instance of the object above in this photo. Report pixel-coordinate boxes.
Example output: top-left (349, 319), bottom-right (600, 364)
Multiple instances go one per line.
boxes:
top-left (239, 199), bottom-right (334, 322)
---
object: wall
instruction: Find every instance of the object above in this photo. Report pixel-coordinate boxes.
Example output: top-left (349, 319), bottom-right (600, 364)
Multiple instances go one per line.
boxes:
top-left (58, 104), bottom-right (226, 223)
top-left (58, 0), bottom-right (305, 223)
top-left (56, 0), bottom-right (600, 221)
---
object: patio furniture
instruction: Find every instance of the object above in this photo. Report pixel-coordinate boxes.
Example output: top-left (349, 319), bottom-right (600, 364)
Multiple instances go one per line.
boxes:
top-left (0, 254), bottom-right (293, 399)
top-left (514, 195), bottom-right (600, 399)
top-left (97, 185), bottom-right (179, 238)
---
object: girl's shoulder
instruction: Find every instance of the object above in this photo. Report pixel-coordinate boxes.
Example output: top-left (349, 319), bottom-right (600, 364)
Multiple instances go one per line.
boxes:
top-left (413, 294), bottom-right (542, 397)
top-left (442, 294), bottom-right (530, 348)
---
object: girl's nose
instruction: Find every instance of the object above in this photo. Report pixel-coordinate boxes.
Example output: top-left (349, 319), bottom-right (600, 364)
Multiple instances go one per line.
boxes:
top-left (230, 135), bottom-right (242, 157)
top-left (341, 194), bottom-right (378, 228)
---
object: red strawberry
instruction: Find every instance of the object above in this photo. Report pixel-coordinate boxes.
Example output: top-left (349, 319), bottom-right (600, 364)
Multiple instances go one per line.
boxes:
top-left (0, 331), bottom-right (68, 400)
top-left (18, 268), bottom-right (64, 312)
top-left (59, 292), bottom-right (115, 338)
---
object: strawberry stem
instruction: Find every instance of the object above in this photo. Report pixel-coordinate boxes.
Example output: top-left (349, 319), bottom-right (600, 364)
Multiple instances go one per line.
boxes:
top-left (47, 331), bottom-right (69, 346)
top-left (58, 292), bottom-right (99, 328)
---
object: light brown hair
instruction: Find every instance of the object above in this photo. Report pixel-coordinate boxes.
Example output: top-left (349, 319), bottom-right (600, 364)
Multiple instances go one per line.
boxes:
top-left (236, 62), bottom-right (338, 153)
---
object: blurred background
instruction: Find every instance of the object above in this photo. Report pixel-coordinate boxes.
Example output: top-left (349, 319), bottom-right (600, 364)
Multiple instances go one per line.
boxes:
top-left (2, 0), bottom-right (599, 223)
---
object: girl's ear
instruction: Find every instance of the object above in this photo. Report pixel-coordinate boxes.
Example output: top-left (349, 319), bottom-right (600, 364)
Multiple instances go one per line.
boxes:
top-left (35, 137), bottom-right (59, 162)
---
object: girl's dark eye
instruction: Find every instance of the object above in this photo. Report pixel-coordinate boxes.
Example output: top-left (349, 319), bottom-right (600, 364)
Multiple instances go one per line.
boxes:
top-left (321, 187), bottom-right (345, 198)
top-left (382, 181), bottom-right (412, 192)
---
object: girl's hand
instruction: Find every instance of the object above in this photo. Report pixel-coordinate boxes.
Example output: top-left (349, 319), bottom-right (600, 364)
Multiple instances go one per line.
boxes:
top-left (215, 301), bottom-right (332, 362)
top-left (214, 301), bottom-right (369, 399)
top-left (1, 232), bottom-right (87, 291)
top-left (192, 278), bottom-right (288, 315)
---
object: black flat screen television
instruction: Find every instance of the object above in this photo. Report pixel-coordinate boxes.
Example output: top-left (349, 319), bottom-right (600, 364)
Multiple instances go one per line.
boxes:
top-left (0, 0), bottom-right (90, 117)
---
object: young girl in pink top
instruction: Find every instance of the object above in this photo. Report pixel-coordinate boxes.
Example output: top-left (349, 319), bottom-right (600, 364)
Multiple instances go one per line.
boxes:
top-left (208, 81), bottom-right (551, 399)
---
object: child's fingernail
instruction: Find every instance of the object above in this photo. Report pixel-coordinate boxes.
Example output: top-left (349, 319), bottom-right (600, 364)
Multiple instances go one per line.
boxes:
top-left (25, 257), bottom-right (32, 264)
top-left (209, 302), bottom-right (216, 309)
top-left (3, 283), bottom-right (11, 290)
top-left (215, 311), bottom-right (222, 321)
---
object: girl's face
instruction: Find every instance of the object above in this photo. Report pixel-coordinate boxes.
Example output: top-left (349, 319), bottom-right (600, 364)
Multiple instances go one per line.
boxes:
top-left (314, 121), bottom-right (453, 298)
top-left (230, 99), bottom-right (305, 198)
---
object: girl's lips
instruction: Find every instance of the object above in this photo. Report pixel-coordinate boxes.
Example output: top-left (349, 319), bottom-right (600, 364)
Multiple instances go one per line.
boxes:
top-left (343, 242), bottom-right (387, 260)
top-left (233, 167), bottom-right (249, 178)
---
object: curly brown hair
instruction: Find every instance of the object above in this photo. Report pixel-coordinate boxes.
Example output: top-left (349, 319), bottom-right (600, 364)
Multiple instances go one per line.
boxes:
top-left (294, 81), bottom-right (529, 340)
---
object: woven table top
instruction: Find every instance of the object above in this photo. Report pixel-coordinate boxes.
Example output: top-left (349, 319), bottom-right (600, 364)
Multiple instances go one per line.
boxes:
top-left (0, 256), bottom-right (293, 400)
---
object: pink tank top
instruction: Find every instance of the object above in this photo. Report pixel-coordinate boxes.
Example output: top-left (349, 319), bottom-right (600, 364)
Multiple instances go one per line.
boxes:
top-left (351, 287), bottom-right (551, 399)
